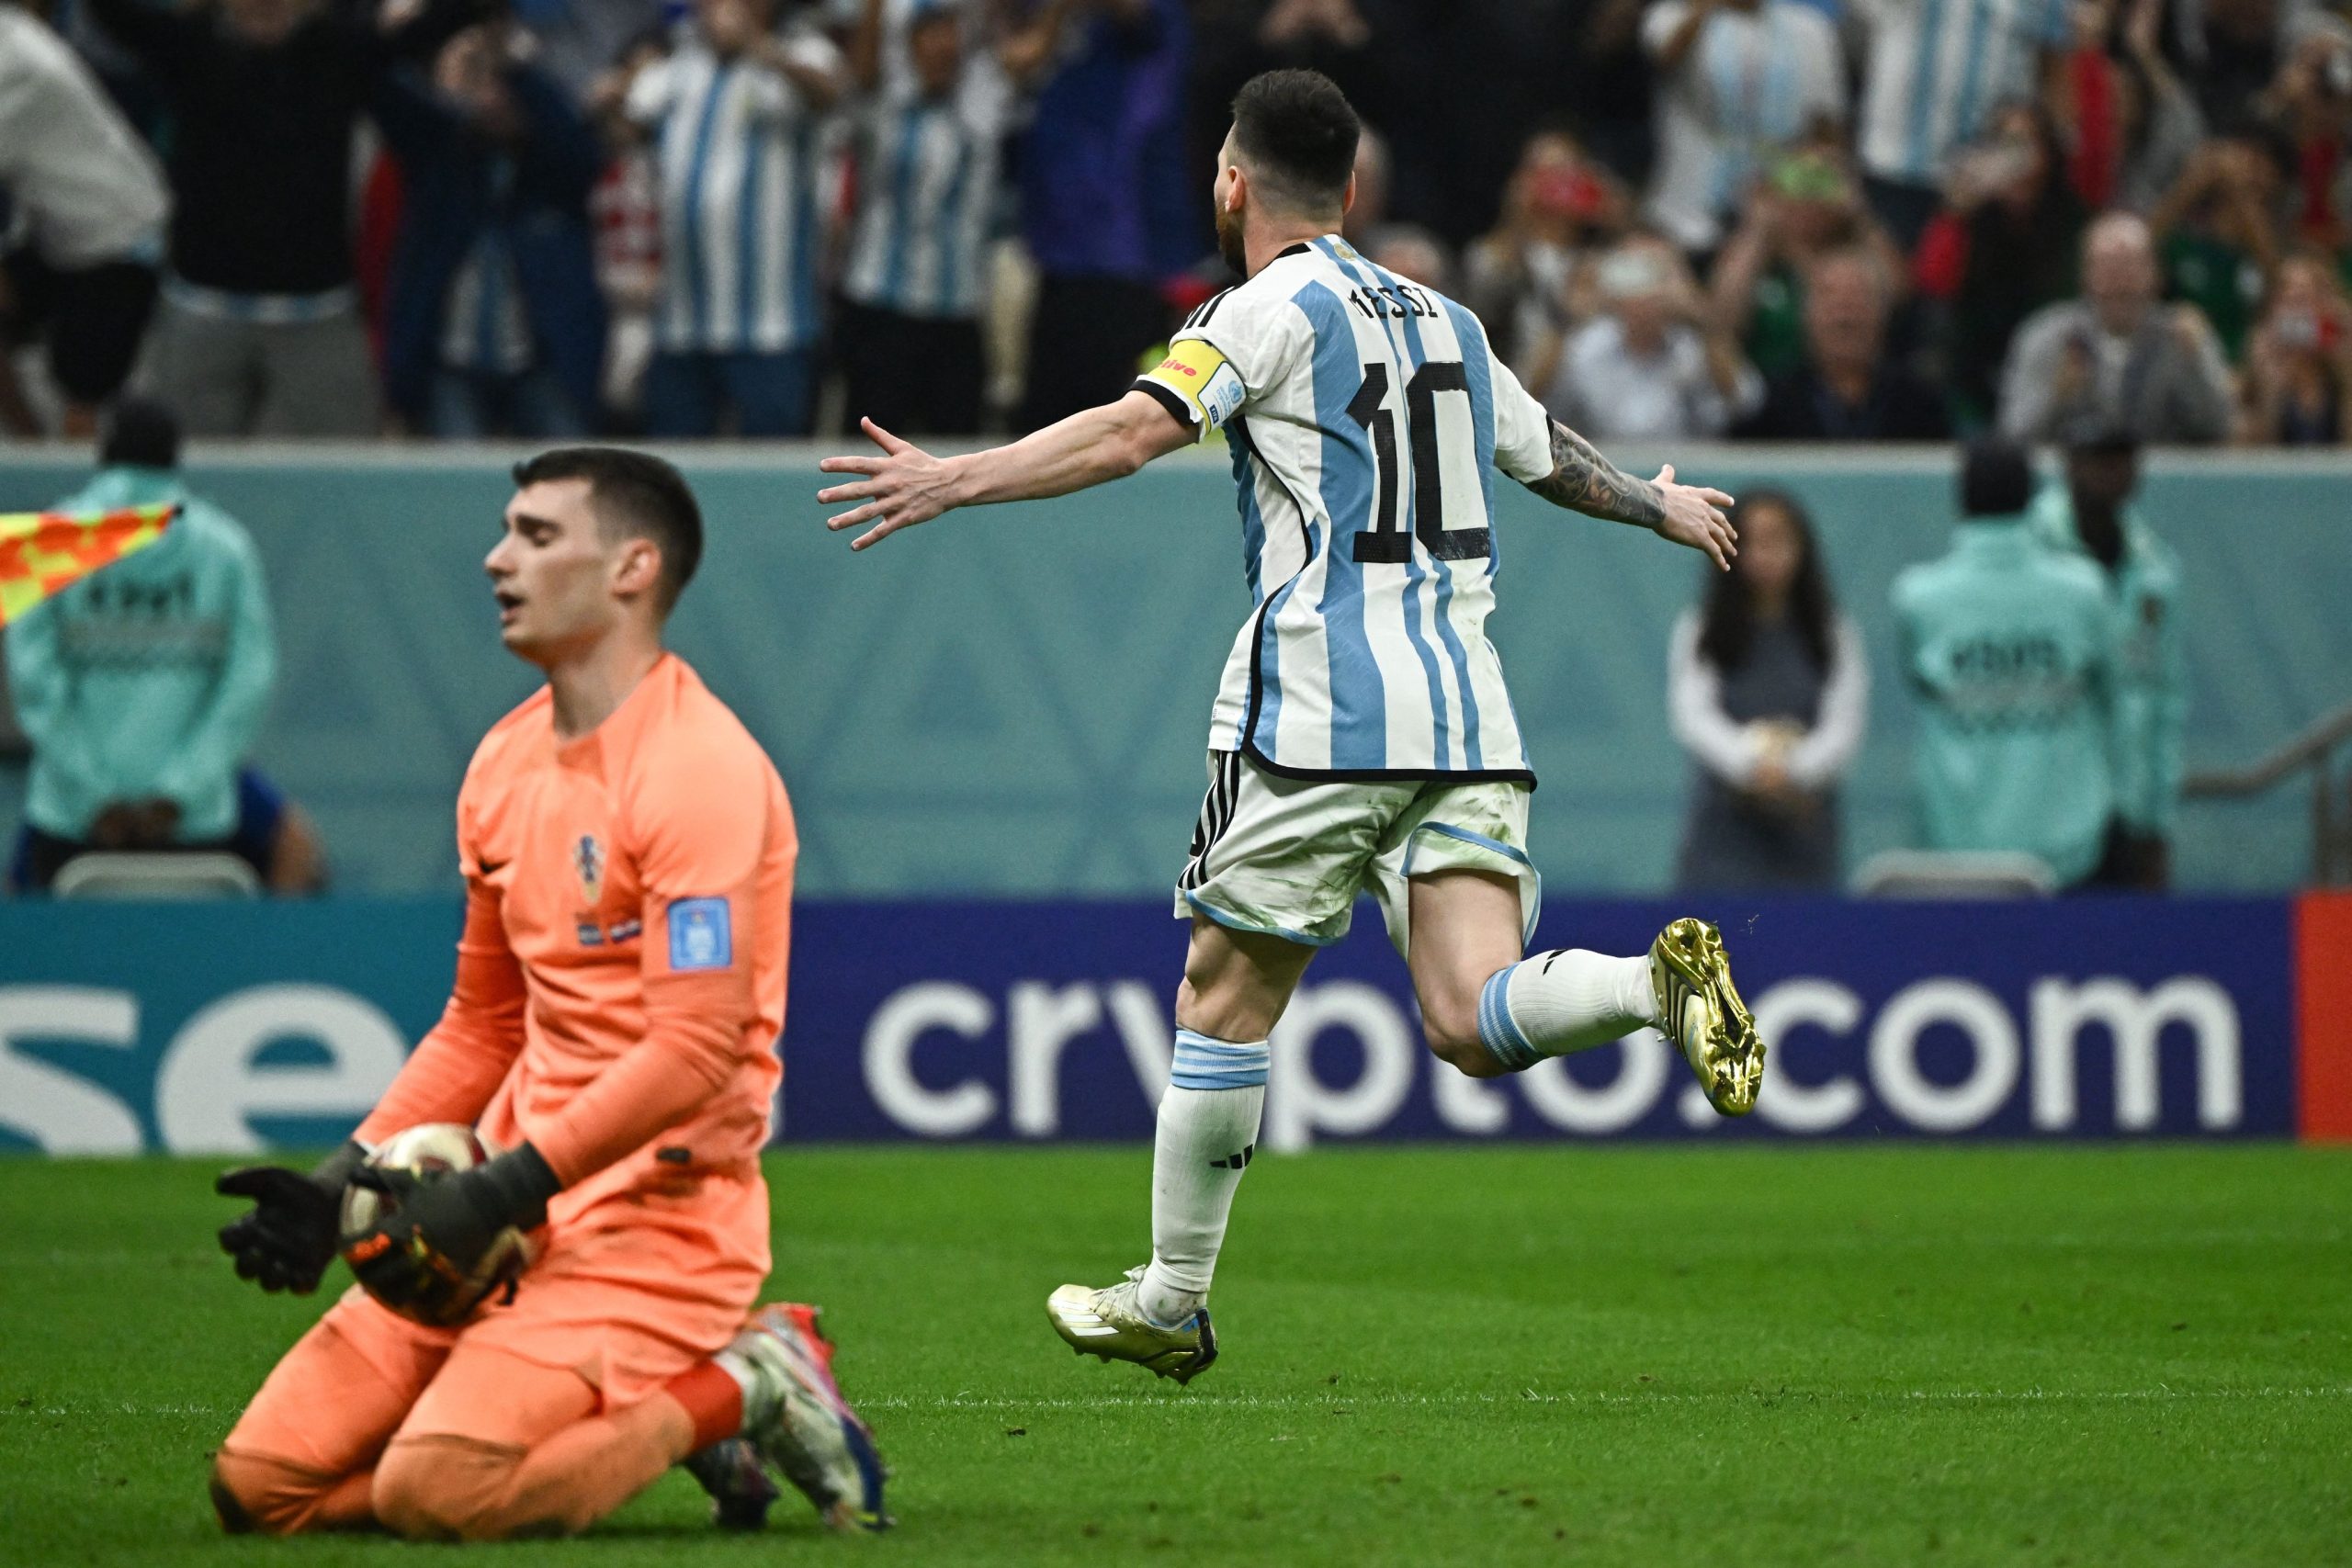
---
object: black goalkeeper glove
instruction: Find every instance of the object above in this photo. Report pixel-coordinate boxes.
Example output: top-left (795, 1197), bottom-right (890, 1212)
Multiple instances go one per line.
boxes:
top-left (343, 1142), bottom-right (560, 1311)
top-left (216, 1141), bottom-right (368, 1294)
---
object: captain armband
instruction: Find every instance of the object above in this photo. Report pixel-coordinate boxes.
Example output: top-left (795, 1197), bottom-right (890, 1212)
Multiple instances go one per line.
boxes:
top-left (1133, 338), bottom-right (1248, 439)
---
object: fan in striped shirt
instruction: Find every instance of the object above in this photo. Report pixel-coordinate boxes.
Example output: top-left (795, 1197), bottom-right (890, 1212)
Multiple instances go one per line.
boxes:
top-left (622, 0), bottom-right (846, 436)
top-left (834, 0), bottom-right (1008, 435)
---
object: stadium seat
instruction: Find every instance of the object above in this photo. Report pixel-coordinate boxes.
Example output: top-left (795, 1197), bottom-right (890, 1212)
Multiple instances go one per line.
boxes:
top-left (51, 852), bottom-right (263, 901)
top-left (1849, 850), bottom-right (2057, 899)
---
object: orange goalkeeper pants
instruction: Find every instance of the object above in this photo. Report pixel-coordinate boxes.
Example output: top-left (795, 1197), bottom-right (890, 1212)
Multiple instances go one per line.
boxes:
top-left (210, 1172), bottom-right (765, 1539)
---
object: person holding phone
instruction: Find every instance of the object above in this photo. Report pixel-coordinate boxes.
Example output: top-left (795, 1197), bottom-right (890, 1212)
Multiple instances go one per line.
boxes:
top-left (2238, 253), bottom-right (2352, 444)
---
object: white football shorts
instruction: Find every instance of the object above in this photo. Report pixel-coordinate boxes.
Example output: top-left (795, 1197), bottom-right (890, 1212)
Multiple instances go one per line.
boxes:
top-left (1172, 750), bottom-right (1540, 957)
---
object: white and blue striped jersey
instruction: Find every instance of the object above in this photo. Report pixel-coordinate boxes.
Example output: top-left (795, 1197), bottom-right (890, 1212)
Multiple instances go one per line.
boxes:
top-left (840, 74), bottom-right (1003, 320)
top-left (1856, 0), bottom-right (2070, 186)
top-left (627, 30), bottom-right (842, 355)
top-left (1640, 0), bottom-right (1847, 251)
top-left (1135, 236), bottom-right (1556, 783)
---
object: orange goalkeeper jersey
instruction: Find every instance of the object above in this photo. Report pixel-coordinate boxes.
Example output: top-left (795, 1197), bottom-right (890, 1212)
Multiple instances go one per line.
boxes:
top-left (358, 654), bottom-right (794, 1221)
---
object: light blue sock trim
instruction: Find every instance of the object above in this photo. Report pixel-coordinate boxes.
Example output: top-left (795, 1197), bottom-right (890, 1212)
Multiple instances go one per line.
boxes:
top-left (1170, 1026), bottom-right (1271, 1090)
top-left (1477, 964), bottom-right (1540, 1072)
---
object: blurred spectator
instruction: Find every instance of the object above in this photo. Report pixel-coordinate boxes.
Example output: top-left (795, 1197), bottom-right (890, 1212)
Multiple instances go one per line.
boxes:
top-left (1707, 141), bottom-right (1904, 382)
top-left (1539, 236), bottom-right (1759, 440)
top-left (836, 0), bottom-right (1006, 436)
top-left (0, 6), bottom-right (167, 441)
top-left (1567, 0), bottom-right (1657, 185)
top-left (520, 0), bottom-right (667, 103)
top-left (1463, 129), bottom-right (1630, 378)
top-left (1193, 2), bottom-right (1589, 246)
top-left (2180, 0), bottom-right (2348, 129)
top-left (1734, 245), bottom-right (1950, 439)
top-left (1997, 210), bottom-right (2235, 443)
top-left (2148, 126), bottom-right (2287, 359)
top-left (1639, 0), bottom-right (1845, 254)
top-left (2237, 250), bottom-right (2352, 440)
top-left (1363, 222), bottom-right (1451, 292)
top-left (2253, 26), bottom-right (2352, 251)
top-left (1668, 489), bottom-right (1867, 891)
top-left (1385, 1), bottom-right (1586, 244)
top-left (2028, 423), bottom-right (2184, 888)
top-left (1914, 102), bottom-right (2089, 428)
top-left (1005, 0), bottom-right (1191, 432)
top-left (621, 0), bottom-right (847, 436)
top-left (1192, 0), bottom-right (1387, 233)
top-left (6, 398), bottom-right (323, 896)
top-left (1250, 0), bottom-right (1370, 59)
top-left (375, 24), bottom-right (606, 439)
top-left (1892, 436), bottom-right (2119, 888)
top-left (2050, 0), bottom-right (2207, 213)
top-left (831, 0), bottom-right (1008, 99)
top-left (587, 28), bottom-right (670, 429)
top-left (1204, 0), bottom-right (1383, 236)
top-left (1850, 0), bottom-right (2071, 249)
top-left (82, 0), bottom-right (485, 437)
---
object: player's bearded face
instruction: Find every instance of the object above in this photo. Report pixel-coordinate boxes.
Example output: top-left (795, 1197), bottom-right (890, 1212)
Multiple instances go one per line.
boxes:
top-left (487, 481), bottom-right (627, 663)
top-left (1214, 153), bottom-right (1247, 276)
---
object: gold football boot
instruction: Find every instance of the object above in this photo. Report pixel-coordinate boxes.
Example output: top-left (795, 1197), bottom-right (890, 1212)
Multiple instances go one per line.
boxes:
top-left (1047, 1266), bottom-right (1218, 1384)
top-left (1650, 917), bottom-right (1764, 1116)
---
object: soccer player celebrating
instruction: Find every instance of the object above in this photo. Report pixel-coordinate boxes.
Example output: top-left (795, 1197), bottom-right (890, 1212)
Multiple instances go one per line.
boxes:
top-left (817, 70), bottom-right (1767, 1385)
top-left (209, 449), bottom-right (886, 1537)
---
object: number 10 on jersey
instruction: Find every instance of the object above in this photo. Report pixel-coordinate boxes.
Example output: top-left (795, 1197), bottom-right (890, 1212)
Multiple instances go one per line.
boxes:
top-left (1347, 359), bottom-right (1491, 565)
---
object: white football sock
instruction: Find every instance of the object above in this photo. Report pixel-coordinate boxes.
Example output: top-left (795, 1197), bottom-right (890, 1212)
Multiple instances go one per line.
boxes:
top-left (1476, 949), bottom-right (1657, 1072)
top-left (1136, 1029), bottom-right (1267, 1329)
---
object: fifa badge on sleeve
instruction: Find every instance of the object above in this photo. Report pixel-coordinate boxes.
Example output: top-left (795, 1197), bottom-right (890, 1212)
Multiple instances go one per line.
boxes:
top-left (669, 897), bottom-right (732, 971)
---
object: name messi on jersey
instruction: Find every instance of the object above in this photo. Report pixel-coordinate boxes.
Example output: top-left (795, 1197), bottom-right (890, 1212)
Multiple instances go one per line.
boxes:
top-left (1346, 283), bottom-right (1440, 322)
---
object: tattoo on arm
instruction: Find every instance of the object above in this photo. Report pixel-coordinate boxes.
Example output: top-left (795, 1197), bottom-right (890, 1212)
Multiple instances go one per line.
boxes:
top-left (1523, 421), bottom-right (1664, 526)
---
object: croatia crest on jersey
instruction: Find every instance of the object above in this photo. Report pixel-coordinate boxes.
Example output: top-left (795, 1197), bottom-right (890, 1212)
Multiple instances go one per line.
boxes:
top-left (573, 834), bottom-right (604, 907)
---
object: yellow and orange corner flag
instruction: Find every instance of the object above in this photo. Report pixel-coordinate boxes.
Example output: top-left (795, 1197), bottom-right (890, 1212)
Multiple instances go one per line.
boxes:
top-left (0, 503), bottom-right (177, 626)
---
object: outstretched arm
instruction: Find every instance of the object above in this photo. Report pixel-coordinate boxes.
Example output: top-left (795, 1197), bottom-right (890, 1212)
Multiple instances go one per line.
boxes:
top-left (818, 391), bottom-right (1193, 550)
top-left (1520, 418), bottom-right (1741, 570)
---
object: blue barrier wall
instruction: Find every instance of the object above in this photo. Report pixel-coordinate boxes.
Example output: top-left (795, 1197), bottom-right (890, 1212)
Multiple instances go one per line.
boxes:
top-left (0, 897), bottom-right (2290, 1153)
top-left (1, 446), bottom-right (2345, 896)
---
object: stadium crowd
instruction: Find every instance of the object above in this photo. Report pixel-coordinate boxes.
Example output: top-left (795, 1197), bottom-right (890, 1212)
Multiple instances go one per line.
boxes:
top-left (4, 0), bottom-right (2352, 444)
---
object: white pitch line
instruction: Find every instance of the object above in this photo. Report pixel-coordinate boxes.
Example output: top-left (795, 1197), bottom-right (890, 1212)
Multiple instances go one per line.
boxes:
top-left (858, 1386), bottom-right (2352, 1413)
top-left (4, 1388), bottom-right (2345, 1420)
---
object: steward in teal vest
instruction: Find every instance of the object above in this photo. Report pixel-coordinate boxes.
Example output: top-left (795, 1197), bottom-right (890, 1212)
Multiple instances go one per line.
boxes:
top-left (1892, 439), bottom-right (2120, 886)
top-left (2027, 428), bottom-right (2185, 886)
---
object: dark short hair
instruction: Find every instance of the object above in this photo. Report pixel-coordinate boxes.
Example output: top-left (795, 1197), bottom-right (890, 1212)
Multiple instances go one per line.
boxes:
top-left (1231, 69), bottom-right (1360, 215)
top-left (2060, 412), bottom-right (2142, 460)
top-left (101, 397), bottom-right (181, 470)
top-left (511, 446), bottom-right (704, 615)
top-left (1960, 436), bottom-right (2033, 518)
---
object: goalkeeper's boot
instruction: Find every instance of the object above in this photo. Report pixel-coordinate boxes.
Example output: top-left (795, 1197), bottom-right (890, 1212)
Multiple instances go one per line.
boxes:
top-left (1650, 916), bottom-right (1764, 1116)
top-left (1047, 1265), bottom-right (1217, 1385)
top-left (681, 1438), bottom-right (780, 1531)
top-left (723, 1303), bottom-right (890, 1532)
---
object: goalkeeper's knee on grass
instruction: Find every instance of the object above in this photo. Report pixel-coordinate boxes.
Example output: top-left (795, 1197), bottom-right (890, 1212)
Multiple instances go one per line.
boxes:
top-left (209, 1450), bottom-right (367, 1537)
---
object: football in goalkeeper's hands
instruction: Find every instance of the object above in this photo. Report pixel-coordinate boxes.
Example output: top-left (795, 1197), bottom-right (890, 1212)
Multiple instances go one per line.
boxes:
top-left (338, 1122), bottom-right (536, 1327)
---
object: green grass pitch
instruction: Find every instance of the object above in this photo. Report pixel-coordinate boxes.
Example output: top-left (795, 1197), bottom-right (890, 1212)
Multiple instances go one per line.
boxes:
top-left (5, 1145), bottom-right (2348, 1566)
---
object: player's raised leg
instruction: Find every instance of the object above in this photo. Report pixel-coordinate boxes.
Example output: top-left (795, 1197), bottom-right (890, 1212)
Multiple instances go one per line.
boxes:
top-left (1048, 914), bottom-right (1312, 1384)
top-left (1405, 869), bottom-right (1763, 1115)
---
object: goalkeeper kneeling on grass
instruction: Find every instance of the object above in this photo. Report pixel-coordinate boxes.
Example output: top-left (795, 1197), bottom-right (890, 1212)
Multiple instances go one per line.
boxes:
top-left (209, 447), bottom-right (887, 1540)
